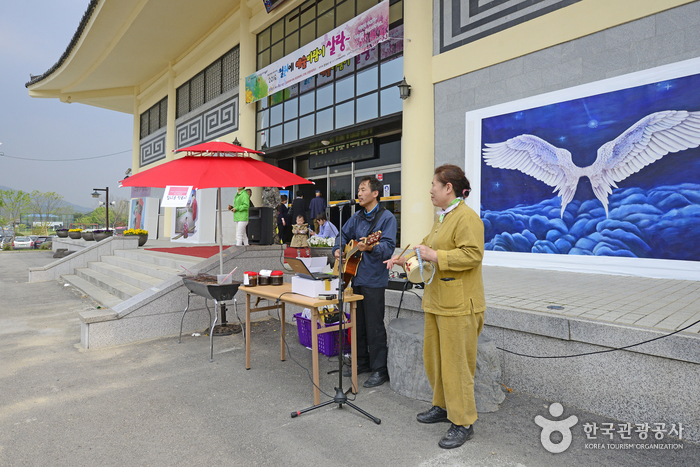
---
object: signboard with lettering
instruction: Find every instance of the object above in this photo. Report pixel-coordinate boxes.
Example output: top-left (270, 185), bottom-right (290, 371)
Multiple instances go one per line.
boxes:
top-left (161, 186), bottom-right (193, 207)
top-left (245, 1), bottom-right (389, 104)
top-left (309, 138), bottom-right (375, 169)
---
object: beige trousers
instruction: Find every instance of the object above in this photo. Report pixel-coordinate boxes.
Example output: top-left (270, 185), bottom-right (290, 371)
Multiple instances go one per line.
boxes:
top-left (423, 311), bottom-right (485, 426)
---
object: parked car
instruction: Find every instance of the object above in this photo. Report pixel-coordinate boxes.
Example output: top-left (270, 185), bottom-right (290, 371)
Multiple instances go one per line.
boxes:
top-left (0, 236), bottom-right (12, 249)
top-left (12, 236), bottom-right (34, 250)
top-left (33, 236), bottom-right (50, 249)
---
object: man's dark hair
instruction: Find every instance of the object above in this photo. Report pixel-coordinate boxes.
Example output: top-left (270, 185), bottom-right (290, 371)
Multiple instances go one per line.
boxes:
top-left (280, 195), bottom-right (288, 203)
top-left (296, 190), bottom-right (303, 197)
top-left (358, 176), bottom-right (382, 199)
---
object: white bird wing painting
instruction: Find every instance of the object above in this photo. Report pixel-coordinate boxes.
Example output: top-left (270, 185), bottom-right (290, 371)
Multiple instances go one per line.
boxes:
top-left (483, 110), bottom-right (700, 218)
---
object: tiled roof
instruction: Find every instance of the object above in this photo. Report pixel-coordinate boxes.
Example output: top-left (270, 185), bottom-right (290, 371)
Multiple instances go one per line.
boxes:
top-left (25, 0), bottom-right (99, 88)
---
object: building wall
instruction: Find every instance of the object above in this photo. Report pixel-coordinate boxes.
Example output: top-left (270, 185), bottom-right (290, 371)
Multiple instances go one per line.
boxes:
top-left (433, 0), bottom-right (700, 168)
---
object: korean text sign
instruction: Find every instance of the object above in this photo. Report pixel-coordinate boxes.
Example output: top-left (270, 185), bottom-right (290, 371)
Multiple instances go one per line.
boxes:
top-left (245, 0), bottom-right (389, 104)
top-left (161, 186), bottom-right (193, 207)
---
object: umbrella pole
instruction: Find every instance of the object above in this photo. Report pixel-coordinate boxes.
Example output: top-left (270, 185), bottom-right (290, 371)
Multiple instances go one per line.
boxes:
top-left (218, 187), bottom-right (224, 275)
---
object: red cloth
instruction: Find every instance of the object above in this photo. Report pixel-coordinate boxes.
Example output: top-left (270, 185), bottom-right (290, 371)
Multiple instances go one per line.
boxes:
top-left (145, 246), bottom-right (231, 258)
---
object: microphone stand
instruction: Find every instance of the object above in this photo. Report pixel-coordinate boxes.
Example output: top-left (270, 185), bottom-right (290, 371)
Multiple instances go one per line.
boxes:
top-left (291, 201), bottom-right (381, 424)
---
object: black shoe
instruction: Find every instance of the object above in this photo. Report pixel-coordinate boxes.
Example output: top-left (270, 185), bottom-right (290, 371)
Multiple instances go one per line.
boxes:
top-left (417, 406), bottom-right (449, 424)
top-left (438, 424), bottom-right (473, 449)
top-left (362, 370), bottom-right (389, 388)
top-left (342, 365), bottom-right (370, 377)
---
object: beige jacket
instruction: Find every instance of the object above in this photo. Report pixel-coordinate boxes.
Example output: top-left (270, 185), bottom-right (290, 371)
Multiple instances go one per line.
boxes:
top-left (414, 202), bottom-right (486, 316)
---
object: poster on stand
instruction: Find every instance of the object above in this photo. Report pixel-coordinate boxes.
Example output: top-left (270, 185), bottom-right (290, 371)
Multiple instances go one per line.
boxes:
top-left (171, 189), bottom-right (200, 243)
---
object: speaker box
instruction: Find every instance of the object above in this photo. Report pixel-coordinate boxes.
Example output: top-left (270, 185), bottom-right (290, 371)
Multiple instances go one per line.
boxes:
top-left (248, 207), bottom-right (274, 245)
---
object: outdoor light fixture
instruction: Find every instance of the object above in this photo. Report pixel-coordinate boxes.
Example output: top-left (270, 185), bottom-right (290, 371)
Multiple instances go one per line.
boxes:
top-left (397, 77), bottom-right (411, 100)
top-left (232, 137), bottom-right (241, 146)
top-left (91, 187), bottom-right (110, 230)
top-left (124, 168), bottom-right (132, 178)
top-left (321, 140), bottom-right (330, 146)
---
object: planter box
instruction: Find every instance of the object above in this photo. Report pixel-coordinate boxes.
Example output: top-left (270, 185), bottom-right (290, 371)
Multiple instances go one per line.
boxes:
top-left (125, 234), bottom-right (148, 246)
top-left (56, 231), bottom-right (69, 238)
top-left (68, 231), bottom-right (83, 240)
top-left (82, 232), bottom-right (94, 241)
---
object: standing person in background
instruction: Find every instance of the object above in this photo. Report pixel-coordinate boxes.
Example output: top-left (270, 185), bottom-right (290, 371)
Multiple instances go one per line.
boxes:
top-left (246, 189), bottom-right (255, 208)
top-left (290, 191), bottom-right (305, 227)
top-left (228, 187), bottom-right (250, 246)
top-left (277, 195), bottom-right (291, 244)
top-left (384, 164), bottom-right (485, 449)
top-left (333, 176), bottom-right (396, 388)
top-left (309, 190), bottom-right (327, 233)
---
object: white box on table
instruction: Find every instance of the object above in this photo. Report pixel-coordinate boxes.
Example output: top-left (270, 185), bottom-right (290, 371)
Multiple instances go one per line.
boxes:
top-left (299, 256), bottom-right (327, 272)
top-left (291, 275), bottom-right (339, 298)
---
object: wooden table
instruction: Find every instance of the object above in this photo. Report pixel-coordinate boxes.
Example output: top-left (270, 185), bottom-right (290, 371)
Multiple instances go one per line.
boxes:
top-left (239, 283), bottom-right (363, 405)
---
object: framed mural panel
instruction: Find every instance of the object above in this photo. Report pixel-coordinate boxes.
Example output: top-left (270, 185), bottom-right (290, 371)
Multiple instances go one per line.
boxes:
top-left (465, 57), bottom-right (700, 280)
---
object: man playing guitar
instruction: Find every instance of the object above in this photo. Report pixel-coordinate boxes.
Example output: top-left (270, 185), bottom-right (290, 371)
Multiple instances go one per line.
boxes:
top-left (333, 176), bottom-right (397, 388)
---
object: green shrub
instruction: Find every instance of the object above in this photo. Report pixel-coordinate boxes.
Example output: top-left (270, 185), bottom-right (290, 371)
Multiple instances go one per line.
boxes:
top-left (2, 244), bottom-right (11, 251)
top-left (40, 242), bottom-right (52, 250)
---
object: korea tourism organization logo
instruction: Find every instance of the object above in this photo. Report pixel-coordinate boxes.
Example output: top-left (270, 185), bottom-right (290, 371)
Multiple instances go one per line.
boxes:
top-left (535, 403), bottom-right (685, 453)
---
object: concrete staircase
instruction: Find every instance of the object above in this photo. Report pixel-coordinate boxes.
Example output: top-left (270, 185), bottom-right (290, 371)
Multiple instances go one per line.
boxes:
top-left (63, 249), bottom-right (200, 310)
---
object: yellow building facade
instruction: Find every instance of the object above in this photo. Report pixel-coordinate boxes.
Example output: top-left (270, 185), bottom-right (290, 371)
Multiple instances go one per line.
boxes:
top-left (28, 0), bottom-right (699, 268)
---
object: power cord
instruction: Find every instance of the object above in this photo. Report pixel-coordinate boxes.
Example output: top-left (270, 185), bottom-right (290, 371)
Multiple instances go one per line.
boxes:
top-left (498, 317), bottom-right (700, 359)
top-left (272, 294), bottom-right (353, 400)
top-left (400, 288), bottom-right (700, 359)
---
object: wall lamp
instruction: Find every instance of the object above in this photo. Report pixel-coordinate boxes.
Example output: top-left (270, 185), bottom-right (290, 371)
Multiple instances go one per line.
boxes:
top-left (397, 77), bottom-right (411, 100)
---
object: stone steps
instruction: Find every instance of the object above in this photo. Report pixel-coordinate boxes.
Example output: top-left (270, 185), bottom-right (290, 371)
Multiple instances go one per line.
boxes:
top-left (101, 254), bottom-right (184, 281)
top-left (62, 274), bottom-right (124, 309)
top-left (114, 248), bottom-right (199, 270)
top-left (62, 248), bottom-right (200, 309)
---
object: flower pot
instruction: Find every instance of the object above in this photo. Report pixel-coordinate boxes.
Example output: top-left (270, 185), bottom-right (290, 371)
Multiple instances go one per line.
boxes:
top-left (81, 232), bottom-right (94, 241)
top-left (56, 231), bottom-right (68, 238)
top-left (310, 246), bottom-right (336, 268)
top-left (126, 234), bottom-right (148, 246)
top-left (68, 231), bottom-right (82, 240)
top-left (94, 232), bottom-right (108, 241)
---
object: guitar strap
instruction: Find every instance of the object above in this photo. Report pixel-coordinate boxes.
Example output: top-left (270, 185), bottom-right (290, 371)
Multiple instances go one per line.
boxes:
top-left (364, 206), bottom-right (385, 239)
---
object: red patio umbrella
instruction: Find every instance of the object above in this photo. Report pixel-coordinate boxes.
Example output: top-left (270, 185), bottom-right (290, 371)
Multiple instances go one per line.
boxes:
top-left (120, 141), bottom-right (313, 273)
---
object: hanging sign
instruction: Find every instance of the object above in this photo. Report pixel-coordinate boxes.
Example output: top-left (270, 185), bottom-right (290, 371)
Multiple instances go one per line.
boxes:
top-left (245, 0), bottom-right (389, 104)
top-left (161, 186), bottom-right (193, 207)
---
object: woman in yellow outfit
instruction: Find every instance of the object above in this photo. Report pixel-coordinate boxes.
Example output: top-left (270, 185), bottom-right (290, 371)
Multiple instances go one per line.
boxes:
top-left (385, 164), bottom-right (485, 449)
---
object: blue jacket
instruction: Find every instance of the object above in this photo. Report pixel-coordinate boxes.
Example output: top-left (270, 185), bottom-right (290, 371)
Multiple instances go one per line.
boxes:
top-left (309, 196), bottom-right (326, 219)
top-left (332, 205), bottom-right (397, 288)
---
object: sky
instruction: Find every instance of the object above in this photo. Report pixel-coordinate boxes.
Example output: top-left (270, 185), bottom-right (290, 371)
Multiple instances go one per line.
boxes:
top-left (0, 1), bottom-right (133, 210)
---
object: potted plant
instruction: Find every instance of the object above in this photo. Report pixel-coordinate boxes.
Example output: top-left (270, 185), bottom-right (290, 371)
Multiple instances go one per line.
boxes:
top-left (81, 229), bottom-right (95, 241)
top-left (68, 228), bottom-right (83, 240)
top-left (93, 229), bottom-right (113, 241)
top-left (308, 235), bottom-right (336, 267)
top-left (124, 228), bottom-right (148, 247)
top-left (56, 228), bottom-right (69, 238)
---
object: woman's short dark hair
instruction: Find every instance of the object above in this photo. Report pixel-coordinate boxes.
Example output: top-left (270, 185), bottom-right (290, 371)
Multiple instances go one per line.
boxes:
top-left (316, 212), bottom-right (327, 221)
top-left (434, 164), bottom-right (472, 198)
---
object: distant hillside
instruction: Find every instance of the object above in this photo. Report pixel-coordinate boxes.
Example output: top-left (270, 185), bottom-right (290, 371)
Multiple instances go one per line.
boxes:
top-left (0, 185), bottom-right (92, 213)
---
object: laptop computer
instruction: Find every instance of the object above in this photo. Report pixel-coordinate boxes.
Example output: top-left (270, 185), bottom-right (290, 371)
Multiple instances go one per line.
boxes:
top-left (286, 257), bottom-right (337, 281)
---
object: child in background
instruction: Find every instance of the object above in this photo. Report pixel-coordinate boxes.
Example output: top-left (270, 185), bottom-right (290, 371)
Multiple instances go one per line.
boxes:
top-left (290, 214), bottom-right (309, 247)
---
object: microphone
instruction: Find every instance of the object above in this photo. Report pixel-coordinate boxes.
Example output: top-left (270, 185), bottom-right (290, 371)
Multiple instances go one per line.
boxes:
top-left (335, 200), bottom-right (355, 206)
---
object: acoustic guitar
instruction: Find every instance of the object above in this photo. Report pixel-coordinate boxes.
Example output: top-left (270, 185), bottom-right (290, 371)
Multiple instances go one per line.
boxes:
top-left (333, 231), bottom-right (382, 285)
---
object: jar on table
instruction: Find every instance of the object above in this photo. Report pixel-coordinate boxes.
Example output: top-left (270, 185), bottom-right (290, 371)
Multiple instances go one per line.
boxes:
top-left (243, 271), bottom-right (258, 286)
top-left (270, 270), bottom-right (284, 286)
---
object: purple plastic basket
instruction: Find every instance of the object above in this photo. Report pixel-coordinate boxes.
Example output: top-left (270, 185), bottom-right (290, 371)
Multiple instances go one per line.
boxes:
top-left (293, 312), bottom-right (349, 357)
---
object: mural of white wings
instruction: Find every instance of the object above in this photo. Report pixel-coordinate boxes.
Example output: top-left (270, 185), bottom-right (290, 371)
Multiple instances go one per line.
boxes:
top-left (483, 110), bottom-right (700, 217)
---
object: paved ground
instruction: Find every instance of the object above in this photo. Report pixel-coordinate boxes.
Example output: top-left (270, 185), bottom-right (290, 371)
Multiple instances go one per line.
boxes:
top-left (1, 250), bottom-right (698, 466)
top-left (483, 267), bottom-right (700, 334)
